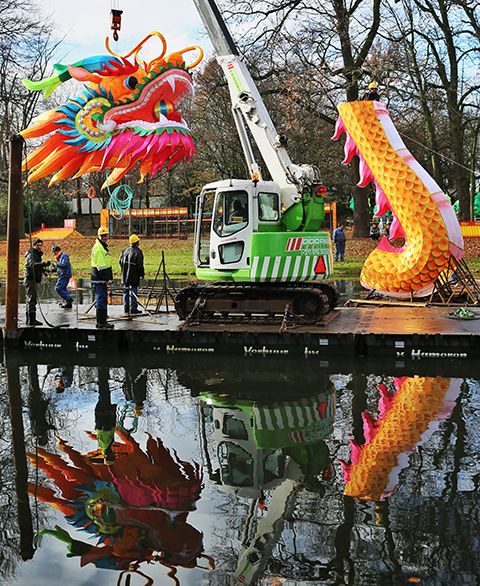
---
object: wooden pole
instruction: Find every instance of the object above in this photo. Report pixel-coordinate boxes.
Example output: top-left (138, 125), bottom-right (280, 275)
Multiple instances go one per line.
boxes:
top-left (4, 135), bottom-right (24, 340)
top-left (6, 358), bottom-right (35, 560)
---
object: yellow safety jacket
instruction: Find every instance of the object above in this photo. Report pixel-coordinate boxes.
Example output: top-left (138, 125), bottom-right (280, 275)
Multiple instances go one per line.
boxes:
top-left (91, 239), bottom-right (113, 282)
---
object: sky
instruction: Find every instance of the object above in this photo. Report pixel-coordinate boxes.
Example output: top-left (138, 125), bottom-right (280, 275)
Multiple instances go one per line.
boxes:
top-left (42, 0), bottom-right (213, 64)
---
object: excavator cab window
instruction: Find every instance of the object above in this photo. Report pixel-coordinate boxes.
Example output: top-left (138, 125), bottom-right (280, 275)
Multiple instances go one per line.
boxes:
top-left (223, 415), bottom-right (248, 439)
top-left (263, 451), bottom-right (285, 483)
top-left (258, 192), bottom-right (280, 221)
top-left (218, 442), bottom-right (254, 487)
top-left (197, 190), bottom-right (215, 265)
top-left (214, 190), bottom-right (249, 237)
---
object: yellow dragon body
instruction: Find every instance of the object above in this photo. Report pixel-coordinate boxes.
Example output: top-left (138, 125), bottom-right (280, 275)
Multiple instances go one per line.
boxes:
top-left (333, 101), bottom-right (464, 298)
top-left (340, 376), bottom-right (462, 501)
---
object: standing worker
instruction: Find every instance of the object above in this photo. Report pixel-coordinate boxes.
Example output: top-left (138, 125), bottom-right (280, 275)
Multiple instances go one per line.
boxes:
top-left (91, 227), bottom-right (114, 329)
top-left (119, 234), bottom-right (145, 315)
top-left (24, 238), bottom-right (51, 326)
top-left (333, 224), bottom-right (347, 262)
top-left (51, 245), bottom-right (73, 308)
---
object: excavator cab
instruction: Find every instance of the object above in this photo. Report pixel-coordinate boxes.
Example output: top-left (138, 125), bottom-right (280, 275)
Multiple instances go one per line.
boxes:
top-left (194, 178), bottom-right (281, 276)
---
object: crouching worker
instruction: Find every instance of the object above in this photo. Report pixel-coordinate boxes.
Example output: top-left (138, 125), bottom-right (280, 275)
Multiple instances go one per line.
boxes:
top-left (52, 245), bottom-right (73, 308)
top-left (91, 227), bottom-right (114, 329)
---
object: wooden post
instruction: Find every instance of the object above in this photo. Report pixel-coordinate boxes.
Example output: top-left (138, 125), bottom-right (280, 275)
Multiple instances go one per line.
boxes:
top-left (6, 359), bottom-right (35, 560)
top-left (4, 135), bottom-right (24, 340)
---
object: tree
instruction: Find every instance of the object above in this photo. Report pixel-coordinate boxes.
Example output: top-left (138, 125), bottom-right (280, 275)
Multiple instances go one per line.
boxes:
top-left (219, 0), bottom-right (382, 235)
top-left (0, 1), bottom-right (61, 233)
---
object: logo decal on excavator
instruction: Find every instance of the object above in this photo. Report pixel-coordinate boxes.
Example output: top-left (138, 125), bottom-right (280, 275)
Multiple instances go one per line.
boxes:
top-left (286, 237), bottom-right (303, 251)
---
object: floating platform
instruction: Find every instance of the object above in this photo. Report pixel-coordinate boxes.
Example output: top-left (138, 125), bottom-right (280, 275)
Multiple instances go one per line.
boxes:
top-left (1, 303), bottom-right (479, 369)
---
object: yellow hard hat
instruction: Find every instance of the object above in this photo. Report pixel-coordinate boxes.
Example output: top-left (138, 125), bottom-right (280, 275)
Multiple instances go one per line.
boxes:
top-left (369, 81), bottom-right (378, 90)
top-left (129, 233), bottom-right (140, 244)
top-left (97, 226), bottom-right (109, 236)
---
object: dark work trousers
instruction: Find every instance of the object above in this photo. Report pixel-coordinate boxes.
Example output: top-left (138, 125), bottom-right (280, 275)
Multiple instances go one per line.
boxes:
top-left (56, 275), bottom-right (72, 302)
top-left (25, 280), bottom-right (38, 314)
top-left (123, 286), bottom-right (138, 313)
top-left (334, 241), bottom-right (346, 262)
top-left (94, 282), bottom-right (108, 310)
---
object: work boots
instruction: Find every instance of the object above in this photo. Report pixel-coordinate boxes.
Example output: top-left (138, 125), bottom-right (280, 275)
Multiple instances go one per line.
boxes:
top-left (26, 312), bottom-right (42, 326)
top-left (96, 308), bottom-right (114, 329)
top-left (61, 299), bottom-right (73, 309)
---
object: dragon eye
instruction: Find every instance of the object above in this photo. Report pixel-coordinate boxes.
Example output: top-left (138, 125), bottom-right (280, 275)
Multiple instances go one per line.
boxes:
top-left (125, 76), bottom-right (138, 90)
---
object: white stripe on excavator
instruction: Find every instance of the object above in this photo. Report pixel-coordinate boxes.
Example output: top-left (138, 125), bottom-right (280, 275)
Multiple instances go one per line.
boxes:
top-left (272, 256), bottom-right (281, 279)
top-left (260, 256), bottom-right (270, 281)
top-left (301, 256), bottom-right (310, 280)
top-left (251, 256), bottom-right (259, 279)
top-left (285, 406), bottom-right (295, 428)
top-left (295, 405), bottom-right (305, 427)
top-left (292, 256), bottom-right (302, 280)
top-left (282, 256), bottom-right (291, 281)
top-left (263, 408), bottom-right (274, 430)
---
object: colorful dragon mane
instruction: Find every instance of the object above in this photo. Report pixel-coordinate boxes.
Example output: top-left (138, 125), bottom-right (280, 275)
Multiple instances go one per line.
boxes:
top-left (333, 101), bottom-right (464, 298)
top-left (21, 32), bottom-right (202, 188)
top-left (340, 376), bottom-right (462, 501)
top-left (28, 430), bottom-right (214, 581)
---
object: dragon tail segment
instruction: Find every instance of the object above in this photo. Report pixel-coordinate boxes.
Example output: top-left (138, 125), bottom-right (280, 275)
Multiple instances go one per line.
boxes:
top-left (341, 376), bottom-right (462, 501)
top-left (333, 101), bottom-right (464, 298)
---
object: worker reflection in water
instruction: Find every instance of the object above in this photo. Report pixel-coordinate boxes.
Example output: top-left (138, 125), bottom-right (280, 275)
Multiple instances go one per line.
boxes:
top-left (54, 366), bottom-right (74, 393)
top-left (27, 365), bottom-right (55, 446)
top-left (119, 233), bottom-right (145, 315)
top-left (122, 366), bottom-right (147, 415)
top-left (92, 367), bottom-right (117, 465)
top-left (91, 227), bottom-right (114, 329)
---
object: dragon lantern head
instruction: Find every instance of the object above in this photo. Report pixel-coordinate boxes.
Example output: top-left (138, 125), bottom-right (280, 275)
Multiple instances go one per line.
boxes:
top-left (21, 32), bottom-right (203, 188)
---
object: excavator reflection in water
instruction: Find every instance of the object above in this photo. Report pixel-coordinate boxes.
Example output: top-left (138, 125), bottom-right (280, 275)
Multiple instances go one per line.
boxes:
top-left (199, 386), bottom-right (336, 585)
top-left (28, 367), bottom-right (214, 585)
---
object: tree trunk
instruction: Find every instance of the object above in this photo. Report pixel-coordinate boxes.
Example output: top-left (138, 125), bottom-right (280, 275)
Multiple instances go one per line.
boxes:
top-left (76, 178), bottom-right (82, 217)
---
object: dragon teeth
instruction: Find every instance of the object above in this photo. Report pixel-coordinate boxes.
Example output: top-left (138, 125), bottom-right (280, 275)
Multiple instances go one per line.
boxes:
top-left (167, 77), bottom-right (176, 93)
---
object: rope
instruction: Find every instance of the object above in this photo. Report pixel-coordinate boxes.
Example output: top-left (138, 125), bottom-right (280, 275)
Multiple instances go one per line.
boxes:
top-left (398, 131), bottom-right (479, 177)
top-left (106, 177), bottom-right (134, 220)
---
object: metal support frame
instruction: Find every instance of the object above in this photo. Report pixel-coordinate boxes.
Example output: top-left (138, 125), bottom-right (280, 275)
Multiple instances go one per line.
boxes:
top-left (429, 256), bottom-right (480, 305)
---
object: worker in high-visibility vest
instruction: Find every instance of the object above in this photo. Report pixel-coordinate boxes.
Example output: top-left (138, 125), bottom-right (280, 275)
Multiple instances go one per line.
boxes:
top-left (91, 226), bottom-right (114, 329)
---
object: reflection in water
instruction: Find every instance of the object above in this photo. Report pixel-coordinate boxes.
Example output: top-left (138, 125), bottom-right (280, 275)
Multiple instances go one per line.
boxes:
top-left (27, 367), bottom-right (214, 584)
top-left (341, 376), bottom-right (462, 501)
top-left (199, 389), bottom-right (335, 584)
top-left (2, 359), bottom-right (480, 585)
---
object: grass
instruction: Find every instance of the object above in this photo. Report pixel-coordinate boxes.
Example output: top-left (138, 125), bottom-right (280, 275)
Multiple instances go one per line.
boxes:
top-left (2, 237), bottom-right (480, 280)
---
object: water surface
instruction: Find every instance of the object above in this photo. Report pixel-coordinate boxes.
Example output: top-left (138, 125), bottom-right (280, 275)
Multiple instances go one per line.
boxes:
top-left (1, 354), bottom-right (478, 585)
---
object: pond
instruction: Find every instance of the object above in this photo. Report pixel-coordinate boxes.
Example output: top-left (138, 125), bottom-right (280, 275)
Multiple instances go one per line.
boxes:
top-left (0, 352), bottom-right (478, 585)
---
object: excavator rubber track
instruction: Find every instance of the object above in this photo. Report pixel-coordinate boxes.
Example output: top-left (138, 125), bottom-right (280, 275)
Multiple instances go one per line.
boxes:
top-left (175, 282), bottom-right (339, 325)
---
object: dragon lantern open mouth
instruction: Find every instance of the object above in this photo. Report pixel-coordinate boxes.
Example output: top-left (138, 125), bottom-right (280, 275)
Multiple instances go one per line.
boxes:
top-left (21, 32), bottom-right (203, 187)
top-left (101, 69), bottom-right (194, 132)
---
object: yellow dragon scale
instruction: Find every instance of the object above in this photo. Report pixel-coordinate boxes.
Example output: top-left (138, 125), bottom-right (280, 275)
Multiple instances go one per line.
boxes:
top-left (334, 101), bottom-right (464, 297)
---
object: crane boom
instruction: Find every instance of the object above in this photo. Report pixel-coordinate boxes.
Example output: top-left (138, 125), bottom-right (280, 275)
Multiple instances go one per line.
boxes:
top-left (192, 0), bottom-right (321, 209)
